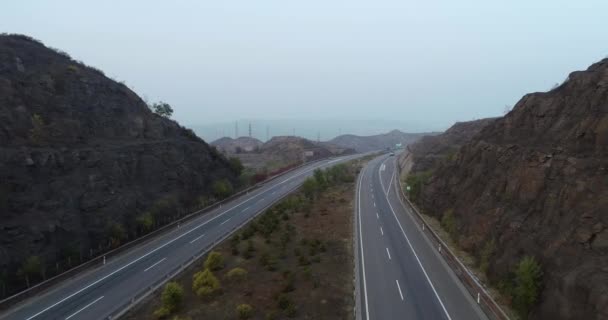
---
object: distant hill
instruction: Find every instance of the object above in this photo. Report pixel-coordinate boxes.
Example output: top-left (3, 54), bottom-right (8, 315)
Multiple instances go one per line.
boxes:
top-left (329, 129), bottom-right (434, 152)
top-left (226, 136), bottom-right (354, 171)
top-left (210, 136), bottom-right (263, 153)
top-left (0, 34), bottom-right (241, 295)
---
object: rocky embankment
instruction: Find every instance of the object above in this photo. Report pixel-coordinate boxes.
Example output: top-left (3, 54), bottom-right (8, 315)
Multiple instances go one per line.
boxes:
top-left (414, 59), bottom-right (608, 319)
top-left (406, 118), bottom-right (497, 173)
top-left (0, 34), bottom-right (241, 294)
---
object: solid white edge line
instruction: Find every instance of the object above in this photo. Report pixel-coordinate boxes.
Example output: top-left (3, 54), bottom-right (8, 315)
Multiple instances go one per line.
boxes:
top-left (221, 218), bottom-right (231, 225)
top-left (143, 257), bottom-right (166, 272)
top-left (384, 165), bottom-right (453, 320)
top-left (189, 233), bottom-right (206, 244)
top-left (64, 296), bottom-right (104, 320)
top-left (396, 280), bottom-right (404, 301)
top-left (24, 158), bottom-right (339, 320)
top-left (357, 167), bottom-right (371, 320)
top-left (386, 248), bottom-right (391, 260)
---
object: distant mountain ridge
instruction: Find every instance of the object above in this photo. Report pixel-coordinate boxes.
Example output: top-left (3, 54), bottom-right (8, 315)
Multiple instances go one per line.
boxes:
top-left (329, 129), bottom-right (435, 152)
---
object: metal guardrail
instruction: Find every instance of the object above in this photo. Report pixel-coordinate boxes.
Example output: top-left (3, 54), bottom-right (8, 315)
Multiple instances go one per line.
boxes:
top-left (106, 168), bottom-right (316, 319)
top-left (393, 158), bottom-right (510, 320)
top-left (0, 157), bottom-right (329, 311)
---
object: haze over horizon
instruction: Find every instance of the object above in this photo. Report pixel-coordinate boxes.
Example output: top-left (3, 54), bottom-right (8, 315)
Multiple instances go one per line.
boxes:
top-left (3, 0), bottom-right (607, 136)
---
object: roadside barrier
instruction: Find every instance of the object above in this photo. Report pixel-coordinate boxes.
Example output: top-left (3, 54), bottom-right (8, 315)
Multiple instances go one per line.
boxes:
top-left (0, 157), bottom-right (332, 311)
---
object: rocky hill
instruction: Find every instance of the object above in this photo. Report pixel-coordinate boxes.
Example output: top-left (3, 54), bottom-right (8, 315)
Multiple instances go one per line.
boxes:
top-left (329, 129), bottom-right (432, 153)
top-left (416, 59), bottom-right (608, 319)
top-left (406, 118), bottom-right (497, 173)
top-left (210, 136), bottom-right (263, 153)
top-left (0, 34), bottom-right (241, 293)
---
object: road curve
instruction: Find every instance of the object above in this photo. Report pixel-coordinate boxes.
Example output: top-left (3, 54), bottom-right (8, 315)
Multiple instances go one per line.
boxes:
top-left (1, 154), bottom-right (362, 320)
top-left (355, 154), bottom-right (488, 320)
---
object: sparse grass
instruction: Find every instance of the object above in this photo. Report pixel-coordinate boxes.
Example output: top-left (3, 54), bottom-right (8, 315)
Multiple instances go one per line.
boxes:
top-left (123, 161), bottom-right (363, 320)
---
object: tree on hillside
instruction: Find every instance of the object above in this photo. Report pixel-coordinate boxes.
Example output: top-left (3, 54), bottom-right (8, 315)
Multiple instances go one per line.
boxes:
top-left (151, 101), bottom-right (174, 118)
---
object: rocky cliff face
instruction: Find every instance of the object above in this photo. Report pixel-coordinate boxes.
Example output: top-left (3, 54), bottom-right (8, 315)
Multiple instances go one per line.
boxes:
top-left (0, 35), bottom-right (240, 291)
top-left (418, 59), bottom-right (608, 319)
top-left (407, 118), bottom-right (497, 173)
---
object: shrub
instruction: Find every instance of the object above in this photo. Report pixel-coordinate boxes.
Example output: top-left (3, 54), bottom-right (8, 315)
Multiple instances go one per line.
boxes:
top-left (479, 239), bottom-right (496, 274)
top-left (440, 209), bottom-right (457, 239)
top-left (277, 294), bottom-right (291, 310)
top-left (226, 267), bottom-right (248, 282)
top-left (513, 256), bottom-right (543, 318)
top-left (151, 101), bottom-right (174, 118)
top-left (136, 212), bottom-right (155, 233)
top-left (236, 304), bottom-right (254, 319)
top-left (212, 179), bottom-right (234, 199)
top-left (204, 251), bottom-right (224, 271)
top-left (405, 170), bottom-right (432, 203)
top-left (29, 114), bottom-right (46, 145)
top-left (192, 269), bottom-right (221, 298)
top-left (285, 303), bottom-right (297, 318)
top-left (155, 282), bottom-right (183, 318)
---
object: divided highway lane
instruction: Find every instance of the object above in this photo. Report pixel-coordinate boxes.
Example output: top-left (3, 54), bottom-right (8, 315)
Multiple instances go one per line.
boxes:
top-left (356, 154), bottom-right (488, 320)
top-left (1, 155), bottom-right (362, 320)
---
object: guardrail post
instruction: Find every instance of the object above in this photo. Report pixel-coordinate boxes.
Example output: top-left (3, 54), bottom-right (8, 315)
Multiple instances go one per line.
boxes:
top-left (438, 245), bottom-right (442, 253)
top-left (477, 292), bottom-right (480, 304)
top-left (422, 224), bottom-right (425, 231)
top-left (103, 255), bottom-right (106, 265)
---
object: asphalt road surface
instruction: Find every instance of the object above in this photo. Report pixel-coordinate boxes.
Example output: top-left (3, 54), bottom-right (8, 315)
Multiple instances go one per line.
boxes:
top-left (1, 154), bottom-right (362, 320)
top-left (355, 154), bottom-right (488, 320)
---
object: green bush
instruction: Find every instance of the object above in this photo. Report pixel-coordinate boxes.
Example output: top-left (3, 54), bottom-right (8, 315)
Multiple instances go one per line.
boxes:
top-left (440, 209), bottom-right (457, 239)
top-left (513, 256), bottom-right (543, 318)
top-left (156, 282), bottom-right (183, 318)
top-left (285, 304), bottom-right (297, 318)
top-left (136, 212), bottom-right (155, 233)
top-left (277, 293), bottom-right (291, 310)
top-left (192, 269), bottom-right (221, 298)
top-left (226, 267), bottom-right (248, 282)
top-left (479, 239), bottom-right (496, 274)
top-left (29, 114), bottom-right (46, 145)
top-left (236, 304), bottom-right (254, 319)
top-left (212, 179), bottom-right (234, 199)
top-left (204, 251), bottom-right (224, 271)
top-left (405, 170), bottom-right (432, 203)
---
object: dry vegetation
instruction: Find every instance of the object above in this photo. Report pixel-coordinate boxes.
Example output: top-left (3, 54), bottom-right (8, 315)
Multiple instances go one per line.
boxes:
top-left (123, 160), bottom-right (369, 320)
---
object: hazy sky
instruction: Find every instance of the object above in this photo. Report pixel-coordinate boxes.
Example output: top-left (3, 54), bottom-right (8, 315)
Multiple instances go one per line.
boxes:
top-left (3, 0), bottom-right (607, 134)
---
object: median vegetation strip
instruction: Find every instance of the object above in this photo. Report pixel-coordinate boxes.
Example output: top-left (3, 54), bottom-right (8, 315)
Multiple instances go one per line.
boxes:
top-left (123, 159), bottom-right (369, 320)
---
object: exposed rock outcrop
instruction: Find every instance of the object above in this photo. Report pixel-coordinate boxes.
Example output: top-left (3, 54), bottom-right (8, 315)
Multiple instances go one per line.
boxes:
top-left (407, 118), bottom-right (497, 173)
top-left (417, 59), bottom-right (608, 319)
top-left (0, 34), bottom-right (240, 292)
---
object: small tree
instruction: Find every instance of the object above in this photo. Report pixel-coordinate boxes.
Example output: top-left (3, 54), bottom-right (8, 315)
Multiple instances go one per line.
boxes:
top-left (236, 304), bottom-right (254, 319)
top-left (204, 251), bottom-right (224, 271)
top-left (192, 268), bottom-right (221, 298)
top-left (151, 101), bottom-right (174, 118)
top-left (29, 114), bottom-right (46, 145)
top-left (229, 157), bottom-right (244, 176)
top-left (136, 212), bottom-right (155, 233)
top-left (513, 256), bottom-right (543, 318)
top-left (302, 178), bottom-right (318, 200)
top-left (154, 281), bottom-right (183, 318)
top-left (20, 256), bottom-right (42, 288)
top-left (212, 179), bottom-right (233, 199)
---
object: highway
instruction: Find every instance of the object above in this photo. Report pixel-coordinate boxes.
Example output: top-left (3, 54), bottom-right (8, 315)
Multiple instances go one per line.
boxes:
top-left (355, 154), bottom-right (488, 320)
top-left (0, 154), bottom-right (361, 320)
